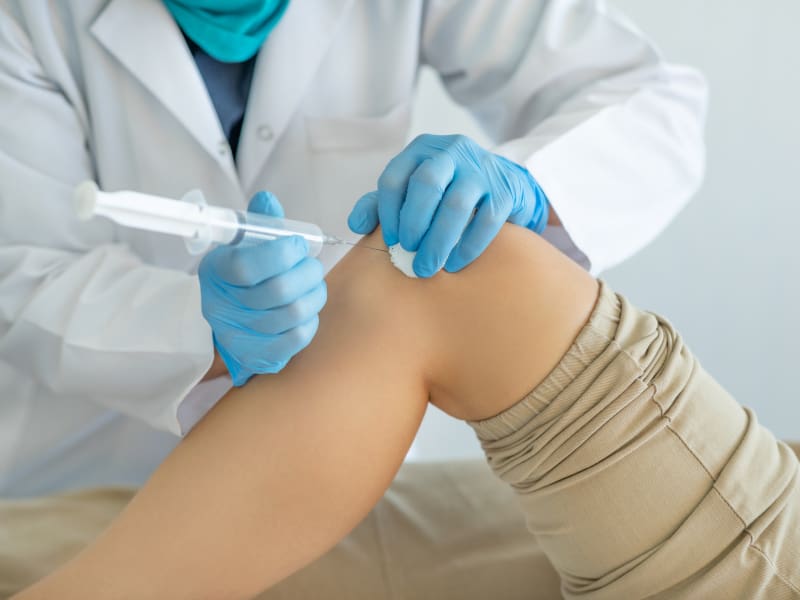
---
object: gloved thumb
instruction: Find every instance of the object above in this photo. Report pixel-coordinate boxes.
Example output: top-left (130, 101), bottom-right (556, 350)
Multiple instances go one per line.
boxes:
top-left (248, 190), bottom-right (285, 218)
top-left (348, 190), bottom-right (380, 234)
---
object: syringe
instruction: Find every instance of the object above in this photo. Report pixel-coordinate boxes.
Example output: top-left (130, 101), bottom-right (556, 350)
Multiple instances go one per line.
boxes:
top-left (73, 182), bottom-right (382, 256)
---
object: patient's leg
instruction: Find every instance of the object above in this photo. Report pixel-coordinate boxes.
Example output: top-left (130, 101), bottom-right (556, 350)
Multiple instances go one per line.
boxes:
top-left (17, 225), bottom-right (597, 600)
top-left (20, 222), bottom-right (798, 599)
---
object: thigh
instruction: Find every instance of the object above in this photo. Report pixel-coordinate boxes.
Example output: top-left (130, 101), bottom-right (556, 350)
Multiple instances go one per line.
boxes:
top-left (258, 461), bottom-right (561, 600)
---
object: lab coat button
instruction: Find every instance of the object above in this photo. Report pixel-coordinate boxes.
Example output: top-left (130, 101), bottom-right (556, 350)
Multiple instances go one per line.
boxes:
top-left (218, 140), bottom-right (230, 156)
top-left (257, 125), bottom-right (274, 141)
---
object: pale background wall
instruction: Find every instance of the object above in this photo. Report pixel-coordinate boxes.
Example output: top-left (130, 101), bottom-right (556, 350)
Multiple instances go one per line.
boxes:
top-left (409, 0), bottom-right (800, 461)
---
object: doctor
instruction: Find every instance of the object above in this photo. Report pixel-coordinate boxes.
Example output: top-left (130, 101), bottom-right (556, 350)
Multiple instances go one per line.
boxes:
top-left (0, 0), bottom-right (706, 497)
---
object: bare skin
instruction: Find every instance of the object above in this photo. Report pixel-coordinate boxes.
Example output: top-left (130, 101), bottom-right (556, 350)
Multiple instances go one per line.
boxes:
top-left (16, 224), bottom-right (596, 599)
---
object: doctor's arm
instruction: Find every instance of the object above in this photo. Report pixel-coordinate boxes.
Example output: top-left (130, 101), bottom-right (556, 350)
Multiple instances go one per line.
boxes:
top-left (0, 8), bottom-right (216, 434)
top-left (420, 0), bottom-right (708, 273)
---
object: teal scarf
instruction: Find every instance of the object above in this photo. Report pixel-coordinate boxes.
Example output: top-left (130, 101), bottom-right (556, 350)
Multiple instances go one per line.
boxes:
top-left (164, 0), bottom-right (290, 63)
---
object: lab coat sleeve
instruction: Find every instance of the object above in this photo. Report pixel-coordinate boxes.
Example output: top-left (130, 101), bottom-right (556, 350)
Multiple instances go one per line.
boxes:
top-left (420, 0), bottom-right (708, 274)
top-left (0, 10), bottom-right (215, 436)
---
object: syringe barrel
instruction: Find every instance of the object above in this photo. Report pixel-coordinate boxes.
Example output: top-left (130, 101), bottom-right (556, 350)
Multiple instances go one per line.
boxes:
top-left (216, 208), bottom-right (325, 257)
top-left (74, 182), bottom-right (325, 257)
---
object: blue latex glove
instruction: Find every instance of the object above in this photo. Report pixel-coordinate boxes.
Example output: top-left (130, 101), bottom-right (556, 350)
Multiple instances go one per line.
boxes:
top-left (348, 134), bottom-right (549, 278)
top-left (198, 191), bottom-right (327, 386)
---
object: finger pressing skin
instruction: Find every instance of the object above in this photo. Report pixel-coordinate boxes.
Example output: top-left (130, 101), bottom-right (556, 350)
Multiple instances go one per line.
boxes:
top-left (398, 153), bottom-right (456, 252)
top-left (376, 146), bottom-right (426, 246)
top-left (413, 175), bottom-right (485, 278)
top-left (445, 197), bottom-right (509, 273)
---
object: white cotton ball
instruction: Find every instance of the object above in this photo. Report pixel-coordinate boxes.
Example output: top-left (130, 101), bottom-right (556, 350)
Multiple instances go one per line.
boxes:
top-left (388, 244), bottom-right (418, 278)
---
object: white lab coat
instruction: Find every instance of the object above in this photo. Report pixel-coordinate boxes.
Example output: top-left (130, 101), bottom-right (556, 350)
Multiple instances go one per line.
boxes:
top-left (0, 0), bottom-right (707, 496)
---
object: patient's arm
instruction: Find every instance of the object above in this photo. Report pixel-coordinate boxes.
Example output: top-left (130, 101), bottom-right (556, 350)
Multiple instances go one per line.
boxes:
top-left (17, 225), bottom-right (598, 600)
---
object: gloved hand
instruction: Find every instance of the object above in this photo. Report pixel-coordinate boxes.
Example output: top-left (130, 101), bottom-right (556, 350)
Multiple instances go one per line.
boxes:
top-left (348, 134), bottom-right (549, 278)
top-left (198, 191), bottom-right (327, 386)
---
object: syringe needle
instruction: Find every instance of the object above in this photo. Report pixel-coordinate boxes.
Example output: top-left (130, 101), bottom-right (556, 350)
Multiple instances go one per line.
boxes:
top-left (345, 242), bottom-right (390, 253)
top-left (324, 235), bottom-right (388, 253)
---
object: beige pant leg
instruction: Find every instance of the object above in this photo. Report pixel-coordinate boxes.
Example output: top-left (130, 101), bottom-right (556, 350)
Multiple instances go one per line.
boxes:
top-left (470, 283), bottom-right (800, 599)
top-left (0, 461), bottom-right (560, 599)
top-left (0, 487), bottom-right (134, 599)
top-left (258, 460), bottom-right (559, 600)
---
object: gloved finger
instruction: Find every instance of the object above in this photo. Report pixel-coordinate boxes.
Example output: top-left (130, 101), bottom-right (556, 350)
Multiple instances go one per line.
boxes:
top-left (348, 191), bottom-right (380, 234)
top-left (412, 175), bottom-right (484, 278)
top-left (444, 197), bottom-right (509, 273)
top-left (245, 282), bottom-right (328, 335)
top-left (203, 235), bottom-right (308, 287)
top-left (505, 169), bottom-right (537, 227)
top-left (213, 340), bottom-right (253, 386)
top-left (258, 315), bottom-right (321, 363)
top-left (490, 156), bottom-right (538, 226)
top-left (241, 357), bottom-right (287, 381)
top-left (224, 334), bottom-right (289, 381)
top-left (507, 201), bottom-right (536, 227)
top-left (398, 153), bottom-right (456, 252)
top-left (235, 256), bottom-right (325, 310)
top-left (248, 190), bottom-right (285, 218)
top-left (376, 147), bottom-right (428, 247)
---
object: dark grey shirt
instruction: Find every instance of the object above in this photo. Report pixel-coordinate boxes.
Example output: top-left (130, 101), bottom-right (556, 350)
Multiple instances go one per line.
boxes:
top-left (186, 38), bottom-right (257, 159)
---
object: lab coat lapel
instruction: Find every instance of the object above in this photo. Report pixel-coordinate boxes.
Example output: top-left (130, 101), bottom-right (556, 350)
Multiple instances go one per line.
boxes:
top-left (90, 0), bottom-right (239, 184)
top-left (237, 0), bottom-right (355, 190)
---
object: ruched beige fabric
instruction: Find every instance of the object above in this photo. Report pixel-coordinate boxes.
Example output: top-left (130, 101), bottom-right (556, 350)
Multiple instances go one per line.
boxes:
top-left (470, 283), bottom-right (800, 599)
